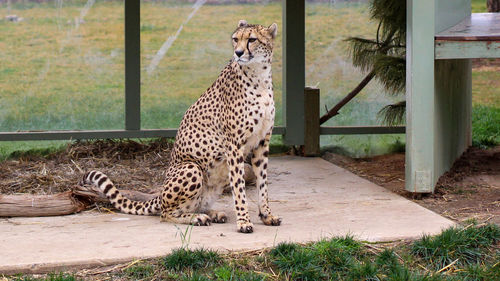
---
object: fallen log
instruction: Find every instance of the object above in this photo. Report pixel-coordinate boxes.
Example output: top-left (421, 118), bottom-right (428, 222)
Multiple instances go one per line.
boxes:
top-left (0, 191), bottom-right (86, 217)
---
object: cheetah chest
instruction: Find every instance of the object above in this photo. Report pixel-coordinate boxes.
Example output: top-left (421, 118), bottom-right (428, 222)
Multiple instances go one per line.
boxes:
top-left (203, 90), bottom-right (274, 202)
top-left (243, 95), bottom-right (274, 156)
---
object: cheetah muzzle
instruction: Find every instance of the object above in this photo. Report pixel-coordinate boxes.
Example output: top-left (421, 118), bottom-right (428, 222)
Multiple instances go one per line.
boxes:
top-left (82, 20), bottom-right (282, 233)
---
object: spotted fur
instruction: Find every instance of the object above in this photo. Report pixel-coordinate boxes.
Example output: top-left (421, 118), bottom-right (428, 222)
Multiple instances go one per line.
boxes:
top-left (82, 20), bottom-right (281, 233)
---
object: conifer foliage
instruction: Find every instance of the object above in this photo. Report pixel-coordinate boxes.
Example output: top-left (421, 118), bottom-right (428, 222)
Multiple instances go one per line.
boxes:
top-left (320, 0), bottom-right (407, 125)
top-left (347, 0), bottom-right (406, 125)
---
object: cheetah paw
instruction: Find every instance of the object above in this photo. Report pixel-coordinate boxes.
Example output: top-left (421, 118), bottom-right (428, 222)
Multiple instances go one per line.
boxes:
top-left (237, 221), bottom-right (254, 233)
top-left (260, 214), bottom-right (282, 226)
top-left (191, 214), bottom-right (211, 226)
top-left (209, 211), bottom-right (227, 223)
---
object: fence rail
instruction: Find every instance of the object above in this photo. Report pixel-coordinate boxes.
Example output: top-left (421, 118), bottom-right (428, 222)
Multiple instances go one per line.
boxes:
top-left (0, 126), bottom-right (406, 141)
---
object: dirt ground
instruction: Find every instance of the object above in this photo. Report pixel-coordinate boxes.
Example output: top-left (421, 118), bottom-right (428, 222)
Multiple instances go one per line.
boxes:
top-left (323, 146), bottom-right (500, 225)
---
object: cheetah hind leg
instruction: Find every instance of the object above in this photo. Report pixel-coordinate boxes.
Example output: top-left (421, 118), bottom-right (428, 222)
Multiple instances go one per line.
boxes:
top-left (159, 163), bottom-right (211, 226)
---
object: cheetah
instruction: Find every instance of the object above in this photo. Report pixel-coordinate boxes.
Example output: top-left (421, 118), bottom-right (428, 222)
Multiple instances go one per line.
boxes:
top-left (82, 20), bottom-right (281, 233)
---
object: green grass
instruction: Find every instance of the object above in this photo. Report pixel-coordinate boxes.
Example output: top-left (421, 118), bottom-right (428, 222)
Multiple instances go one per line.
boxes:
top-left (472, 105), bottom-right (500, 147)
top-left (8, 224), bottom-right (500, 281)
top-left (471, 0), bottom-right (488, 13)
top-left (0, 140), bottom-right (69, 161)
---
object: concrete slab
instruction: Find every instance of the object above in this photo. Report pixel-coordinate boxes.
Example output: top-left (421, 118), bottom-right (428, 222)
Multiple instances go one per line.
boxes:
top-left (0, 156), bottom-right (454, 274)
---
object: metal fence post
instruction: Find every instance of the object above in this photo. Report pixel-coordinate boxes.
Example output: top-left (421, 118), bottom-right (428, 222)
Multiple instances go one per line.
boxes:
top-left (125, 0), bottom-right (141, 131)
top-left (282, 0), bottom-right (305, 145)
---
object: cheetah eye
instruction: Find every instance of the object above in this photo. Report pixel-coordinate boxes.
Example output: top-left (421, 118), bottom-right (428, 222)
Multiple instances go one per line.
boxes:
top-left (248, 38), bottom-right (257, 43)
top-left (232, 38), bottom-right (238, 43)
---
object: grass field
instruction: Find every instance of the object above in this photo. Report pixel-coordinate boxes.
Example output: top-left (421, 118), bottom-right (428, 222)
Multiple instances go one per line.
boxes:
top-left (0, 0), bottom-right (498, 159)
top-left (7, 223), bottom-right (500, 280)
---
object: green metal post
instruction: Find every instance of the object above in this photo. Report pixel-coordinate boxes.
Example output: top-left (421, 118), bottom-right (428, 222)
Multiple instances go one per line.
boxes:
top-left (282, 0), bottom-right (305, 145)
top-left (125, 0), bottom-right (141, 131)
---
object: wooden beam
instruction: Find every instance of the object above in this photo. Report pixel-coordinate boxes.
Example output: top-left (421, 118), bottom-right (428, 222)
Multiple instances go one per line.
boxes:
top-left (304, 87), bottom-right (320, 156)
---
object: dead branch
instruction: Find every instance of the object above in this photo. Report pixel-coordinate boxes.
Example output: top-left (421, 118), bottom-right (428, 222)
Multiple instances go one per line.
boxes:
top-left (319, 70), bottom-right (375, 125)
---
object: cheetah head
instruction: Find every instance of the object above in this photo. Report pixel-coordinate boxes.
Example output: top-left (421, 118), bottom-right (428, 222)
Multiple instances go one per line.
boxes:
top-left (231, 20), bottom-right (277, 65)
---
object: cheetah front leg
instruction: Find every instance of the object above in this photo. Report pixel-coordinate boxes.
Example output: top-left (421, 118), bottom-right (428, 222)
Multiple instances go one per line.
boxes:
top-left (228, 146), bottom-right (253, 233)
top-left (252, 132), bottom-right (282, 226)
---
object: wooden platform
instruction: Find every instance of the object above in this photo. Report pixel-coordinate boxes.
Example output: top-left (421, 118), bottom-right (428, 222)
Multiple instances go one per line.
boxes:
top-left (436, 13), bottom-right (500, 41)
top-left (435, 13), bottom-right (500, 59)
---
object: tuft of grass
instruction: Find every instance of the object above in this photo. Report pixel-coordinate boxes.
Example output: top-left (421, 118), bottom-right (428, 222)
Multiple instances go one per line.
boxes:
top-left (270, 236), bottom-right (365, 280)
top-left (124, 262), bottom-right (156, 279)
top-left (411, 224), bottom-right (500, 270)
top-left (272, 249), bottom-right (325, 281)
top-left (12, 273), bottom-right (76, 281)
top-left (312, 236), bottom-right (363, 273)
top-left (181, 272), bottom-right (212, 281)
top-left (163, 248), bottom-right (221, 271)
top-left (269, 242), bottom-right (300, 258)
top-left (346, 261), bottom-right (378, 281)
top-left (457, 262), bottom-right (500, 281)
top-left (213, 265), bottom-right (266, 281)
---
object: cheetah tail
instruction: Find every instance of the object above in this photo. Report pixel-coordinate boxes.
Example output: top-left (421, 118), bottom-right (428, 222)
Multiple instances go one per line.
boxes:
top-left (82, 170), bottom-right (161, 216)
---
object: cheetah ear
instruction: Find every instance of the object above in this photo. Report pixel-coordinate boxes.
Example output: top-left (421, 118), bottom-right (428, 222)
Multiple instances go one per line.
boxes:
top-left (268, 23), bottom-right (278, 39)
top-left (238, 20), bottom-right (248, 27)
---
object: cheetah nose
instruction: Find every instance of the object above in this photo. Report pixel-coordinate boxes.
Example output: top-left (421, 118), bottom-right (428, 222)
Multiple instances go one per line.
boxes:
top-left (235, 50), bottom-right (244, 57)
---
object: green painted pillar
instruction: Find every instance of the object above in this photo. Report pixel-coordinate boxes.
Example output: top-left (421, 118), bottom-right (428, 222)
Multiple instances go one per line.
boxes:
top-left (406, 0), bottom-right (436, 192)
top-left (282, 0), bottom-right (305, 145)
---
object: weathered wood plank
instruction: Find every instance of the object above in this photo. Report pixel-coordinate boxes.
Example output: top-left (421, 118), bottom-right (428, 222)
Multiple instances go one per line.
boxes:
top-left (435, 40), bottom-right (500, 59)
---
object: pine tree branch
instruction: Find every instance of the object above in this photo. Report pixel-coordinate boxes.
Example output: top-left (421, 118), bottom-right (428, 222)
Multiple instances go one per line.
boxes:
top-left (319, 70), bottom-right (376, 125)
top-left (378, 101), bottom-right (406, 125)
